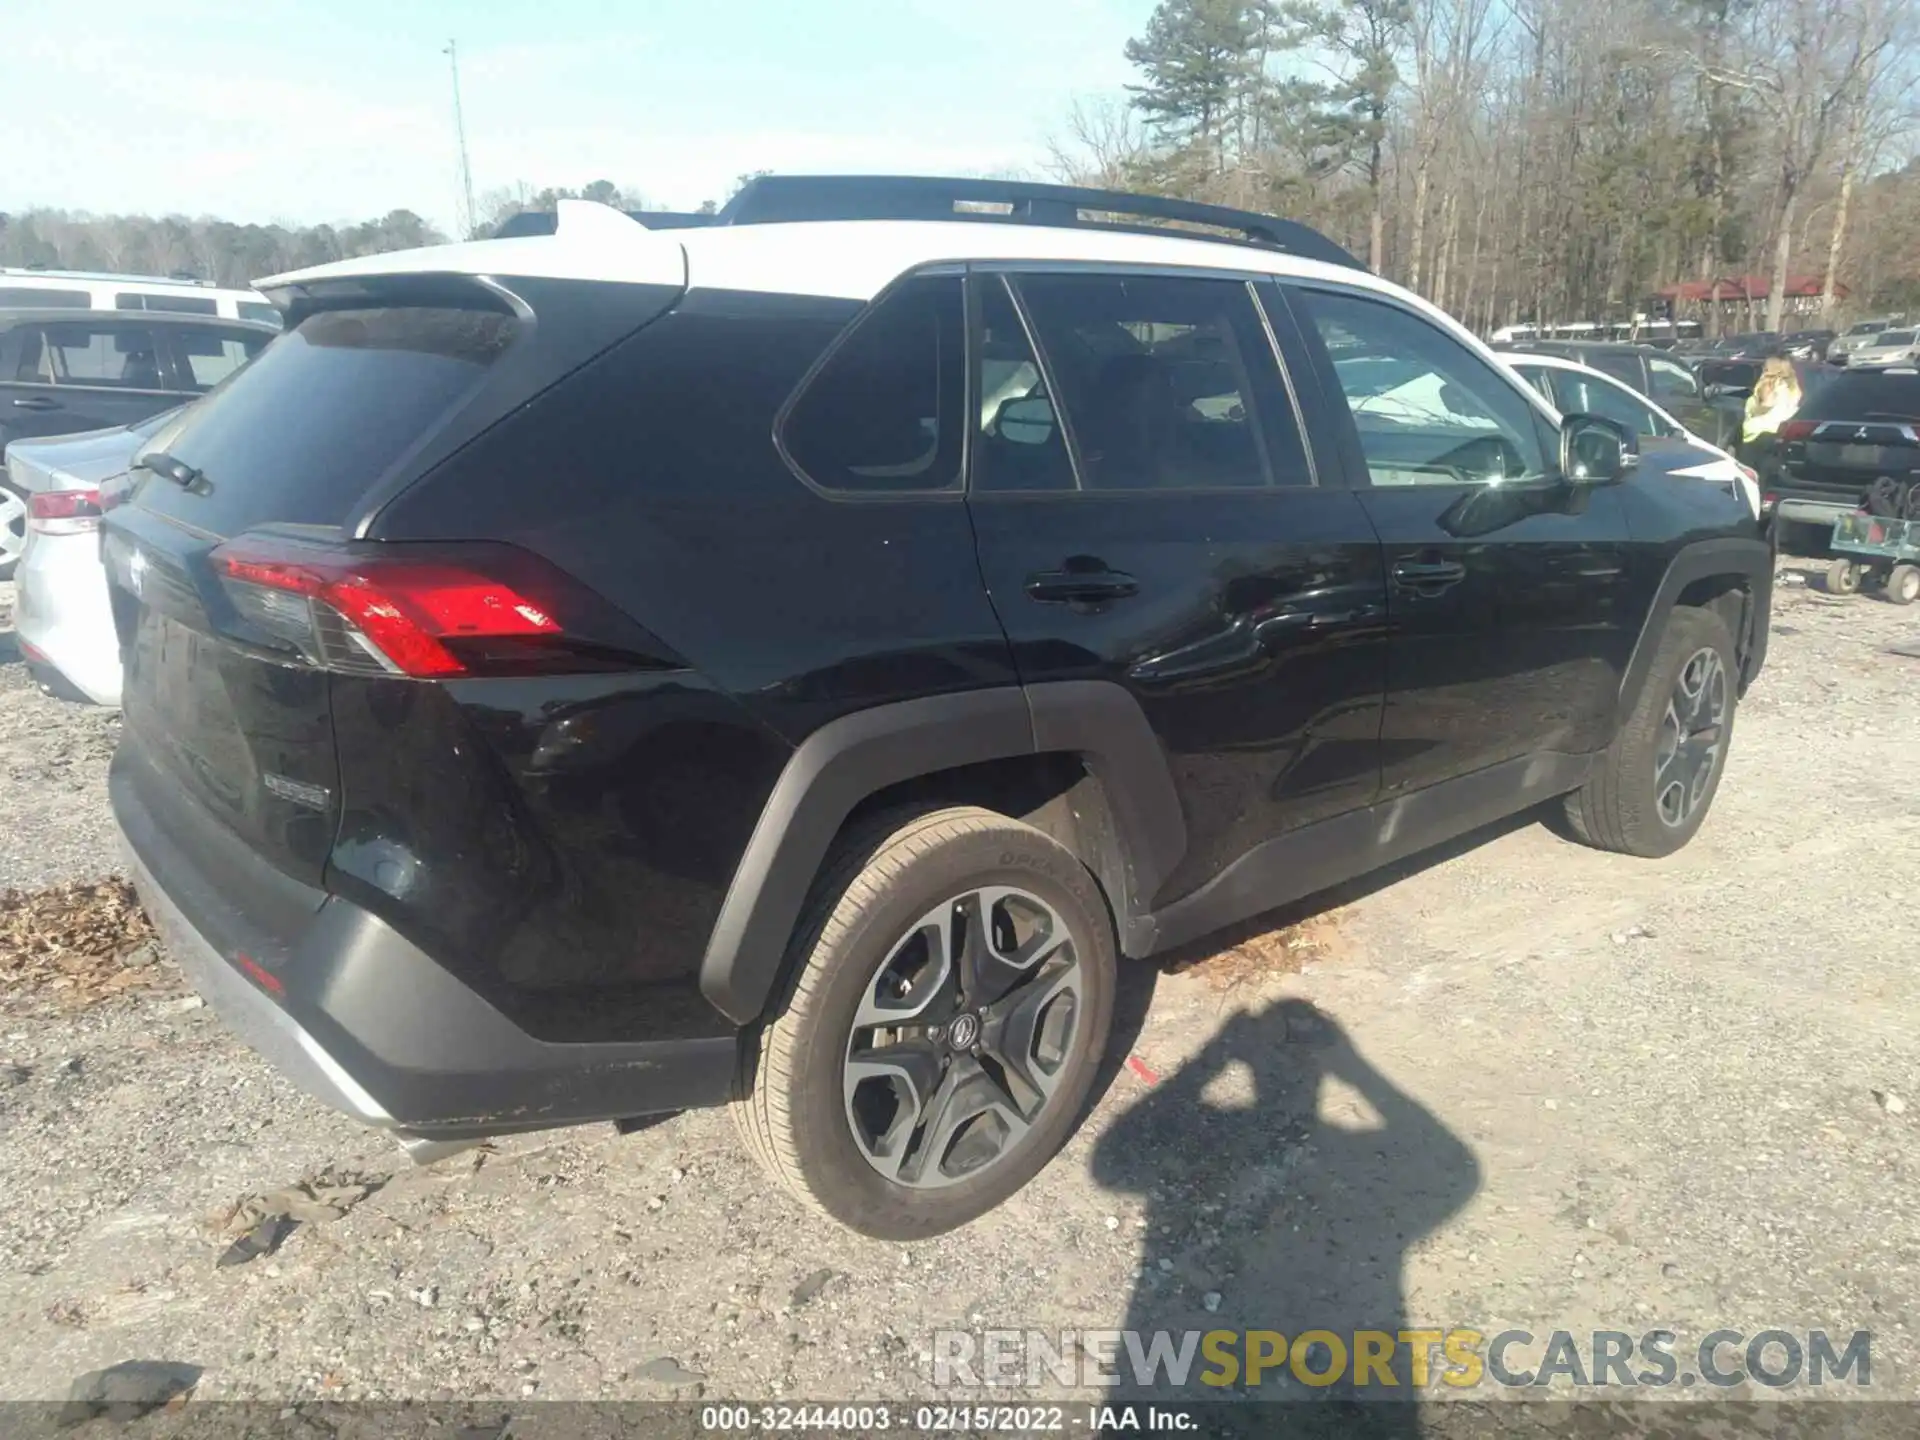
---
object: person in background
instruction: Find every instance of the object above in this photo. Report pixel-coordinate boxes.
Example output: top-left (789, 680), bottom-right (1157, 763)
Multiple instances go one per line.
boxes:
top-left (1739, 353), bottom-right (1804, 486)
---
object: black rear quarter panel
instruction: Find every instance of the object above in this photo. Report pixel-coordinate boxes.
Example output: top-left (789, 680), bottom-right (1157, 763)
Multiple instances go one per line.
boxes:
top-left (357, 288), bottom-right (1019, 1037)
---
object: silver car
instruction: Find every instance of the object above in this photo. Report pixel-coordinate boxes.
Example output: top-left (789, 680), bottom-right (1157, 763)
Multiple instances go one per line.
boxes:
top-left (1829, 319), bottom-right (1897, 365)
top-left (1847, 327), bottom-right (1920, 370)
top-left (7, 408), bottom-right (183, 705)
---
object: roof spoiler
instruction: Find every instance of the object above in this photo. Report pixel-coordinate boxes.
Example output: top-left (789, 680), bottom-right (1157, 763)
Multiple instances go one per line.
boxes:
top-left (255, 201), bottom-right (689, 310)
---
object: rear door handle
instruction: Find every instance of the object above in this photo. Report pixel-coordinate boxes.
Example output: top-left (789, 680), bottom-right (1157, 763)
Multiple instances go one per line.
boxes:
top-left (11, 396), bottom-right (61, 412)
top-left (1390, 559), bottom-right (1467, 592)
top-left (1025, 569), bottom-right (1139, 604)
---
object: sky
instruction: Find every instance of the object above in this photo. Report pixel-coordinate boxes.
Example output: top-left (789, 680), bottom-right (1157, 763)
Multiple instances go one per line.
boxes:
top-left (6, 0), bottom-right (1157, 235)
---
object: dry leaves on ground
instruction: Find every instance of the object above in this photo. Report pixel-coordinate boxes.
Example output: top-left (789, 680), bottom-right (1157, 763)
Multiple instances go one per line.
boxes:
top-left (0, 878), bottom-right (175, 1010)
top-left (1168, 909), bottom-right (1350, 992)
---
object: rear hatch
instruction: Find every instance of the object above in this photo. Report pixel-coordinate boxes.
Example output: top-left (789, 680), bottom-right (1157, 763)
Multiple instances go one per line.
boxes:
top-left (105, 273), bottom-right (684, 892)
top-left (1776, 370), bottom-right (1920, 509)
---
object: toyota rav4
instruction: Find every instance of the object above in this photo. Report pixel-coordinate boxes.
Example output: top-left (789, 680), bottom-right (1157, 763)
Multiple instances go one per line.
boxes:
top-left (105, 177), bottom-right (1772, 1239)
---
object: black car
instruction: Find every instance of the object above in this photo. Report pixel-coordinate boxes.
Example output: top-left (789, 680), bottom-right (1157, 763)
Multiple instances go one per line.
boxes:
top-left (0, 308), bottom-right (275, 449)
top-left (1780, 329), bottom-right (1836, 362)
top-left (1770, 369), bottom-right (1920, 543)
top-left (105, 177), bottom-right (1773, 1238)
top-left (1497, 339), bottom-right (1736, 447)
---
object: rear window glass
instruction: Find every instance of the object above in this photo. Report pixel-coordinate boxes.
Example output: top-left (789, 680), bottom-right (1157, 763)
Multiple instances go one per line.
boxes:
top-left (133, 305), bottom-right (515, 533)
top-left (1798, 372), bottom-right (1920, 422)
top-left (238, 302), bottom-right (283, 328)
top-left (0, 286), bottom-right (89, 308)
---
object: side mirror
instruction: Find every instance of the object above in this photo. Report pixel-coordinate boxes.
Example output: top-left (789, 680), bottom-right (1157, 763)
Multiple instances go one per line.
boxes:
top-left (1561, 413), bottom-right (1638, 483)
top-left (992, 395), bottom-right (1057, 446)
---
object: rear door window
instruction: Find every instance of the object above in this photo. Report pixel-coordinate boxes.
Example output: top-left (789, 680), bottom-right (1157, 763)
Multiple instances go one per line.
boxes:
top-left (132, 305), bottom-right (517, 534)
top-left (44, 322), bottom-right (166, 389)
top-left (780, 273), bottom-right (964, 494)
top-left (168, 326), bottom-right (271, 391)
top-left (1012, 271), bottom-right (1306, 489)
top-left (1589, 351), bottom-right (1646, 390)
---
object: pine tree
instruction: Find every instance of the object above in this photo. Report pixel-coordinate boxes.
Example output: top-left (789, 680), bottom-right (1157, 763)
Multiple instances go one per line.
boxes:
top-left (1125, 0), bottom-right (1276, 173)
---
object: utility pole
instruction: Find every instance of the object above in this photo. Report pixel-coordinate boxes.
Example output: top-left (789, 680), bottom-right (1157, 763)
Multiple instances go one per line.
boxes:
top-left (444, 39), bottom-right (477, 240)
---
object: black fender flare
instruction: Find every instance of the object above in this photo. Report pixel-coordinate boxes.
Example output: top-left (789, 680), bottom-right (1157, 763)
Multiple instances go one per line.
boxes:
top-left (698, 681), bottom-right (1185, 1025)
top-left (1616, 535), bottom-right (1773, 729)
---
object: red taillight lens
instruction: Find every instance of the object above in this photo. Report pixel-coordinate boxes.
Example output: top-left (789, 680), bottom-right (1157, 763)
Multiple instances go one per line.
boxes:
top-left (210, 537), bottom-right (593, 679)
top-left (1777, 420), bottom-right (1816, 441)
top-left (27, 488), bottom-right (102, 535)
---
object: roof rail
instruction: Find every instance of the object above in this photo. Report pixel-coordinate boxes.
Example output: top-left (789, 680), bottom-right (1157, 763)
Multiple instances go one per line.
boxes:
top-left (490, 208), bottom-right (715, 240)
top-left (489, 175), bottom-right (1362, 270)
top-left (717, 175), bottom-right (1363, 270)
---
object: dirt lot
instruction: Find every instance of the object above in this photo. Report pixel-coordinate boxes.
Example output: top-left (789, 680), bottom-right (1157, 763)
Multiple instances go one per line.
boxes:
top-left (2, 568), bottom-right (1918, 1415)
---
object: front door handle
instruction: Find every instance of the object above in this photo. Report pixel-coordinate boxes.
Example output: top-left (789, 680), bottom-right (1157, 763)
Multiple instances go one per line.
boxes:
top-left (11, 396), bottom-right (61, 412)
top-left (1390, 559), bottom-right (1467, 593)
top-left (1025, 568), bottom-right (1139, 604)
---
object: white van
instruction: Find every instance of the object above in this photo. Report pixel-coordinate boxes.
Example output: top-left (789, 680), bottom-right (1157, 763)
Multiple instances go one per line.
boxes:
top-left (0, 268), bottom-right (280, 327)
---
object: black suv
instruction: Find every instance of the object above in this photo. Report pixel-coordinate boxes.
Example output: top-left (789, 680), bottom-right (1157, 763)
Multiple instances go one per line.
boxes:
top-left (105, 179), bottom-right (1772, 1238)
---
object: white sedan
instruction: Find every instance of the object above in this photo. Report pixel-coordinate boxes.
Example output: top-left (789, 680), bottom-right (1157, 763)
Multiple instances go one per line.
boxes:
top-left (6, 409), bottom-right (181, 705)
top-left (1498, 350), bottom-right (1761, 518)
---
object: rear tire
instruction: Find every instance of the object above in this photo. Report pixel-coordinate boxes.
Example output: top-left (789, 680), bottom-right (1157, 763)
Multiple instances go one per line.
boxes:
top-left (732, 806), bottom-right (1116, 1239)
top-left (1886, 564), bottom-right (1920, 606)
top-left (1565, 605), bottom-right (1737, 859)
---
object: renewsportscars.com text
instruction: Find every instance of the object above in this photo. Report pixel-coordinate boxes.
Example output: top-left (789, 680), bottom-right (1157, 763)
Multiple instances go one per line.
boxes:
top-left (933, 1328), bottom-right (1871, 1390)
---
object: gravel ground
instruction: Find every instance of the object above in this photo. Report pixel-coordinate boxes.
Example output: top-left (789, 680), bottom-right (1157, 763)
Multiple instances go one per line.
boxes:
top-left (1, 565), bottom-right (1917, 1416)
top-left (0, 583), bottom-right (122, 890)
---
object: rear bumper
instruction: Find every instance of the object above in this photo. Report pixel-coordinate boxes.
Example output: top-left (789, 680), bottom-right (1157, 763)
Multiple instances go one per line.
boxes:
top-left (113, 754), bottom-right (739, 1140)
top-left (14, 532), bottom-right (122, 706)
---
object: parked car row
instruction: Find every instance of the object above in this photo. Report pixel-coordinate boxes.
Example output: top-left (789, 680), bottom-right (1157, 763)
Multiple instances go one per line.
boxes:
top-left (0, 283), bottom-right (278, 702)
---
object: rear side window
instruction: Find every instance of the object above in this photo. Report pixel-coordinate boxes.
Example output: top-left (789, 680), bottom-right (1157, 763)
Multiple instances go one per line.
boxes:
top-left (1797, 372), bottom-right (1920, 422)
top-left (44, 322), bottom-right (165, 388)
top-left (780, 274), bottom-right (964, 494)
top-left (133, 305), bottom-right (515, 533)
top-left (0, 286), bottom-right (88, 308)
top-left (116, 292), bottom-right (220, 316)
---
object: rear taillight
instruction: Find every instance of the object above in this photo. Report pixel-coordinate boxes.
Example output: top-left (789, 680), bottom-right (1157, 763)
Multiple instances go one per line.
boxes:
top-left (1778, 420), bottom-right (1816, 441)
top-left (27, 488), bottom-right (103, 535)
top-left (209, 536), bottom-right (634, 679)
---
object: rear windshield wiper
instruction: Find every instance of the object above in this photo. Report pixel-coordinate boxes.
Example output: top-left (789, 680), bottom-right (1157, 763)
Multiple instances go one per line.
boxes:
top-left (131, 451), bottom-right (208, 491)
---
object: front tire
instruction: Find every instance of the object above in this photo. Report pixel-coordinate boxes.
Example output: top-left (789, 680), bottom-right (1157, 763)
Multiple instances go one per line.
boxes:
top-left (733, 806), bottom-right (1116, 1239)
top-left (1566, 606), bottom-right (1738, 858)
top-left (1886, 564), bottom-right (1920, 606)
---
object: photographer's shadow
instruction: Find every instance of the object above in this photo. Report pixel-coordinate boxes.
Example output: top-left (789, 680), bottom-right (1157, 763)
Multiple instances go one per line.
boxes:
top-left (1092, 999), bottom-right (1480, 1435)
